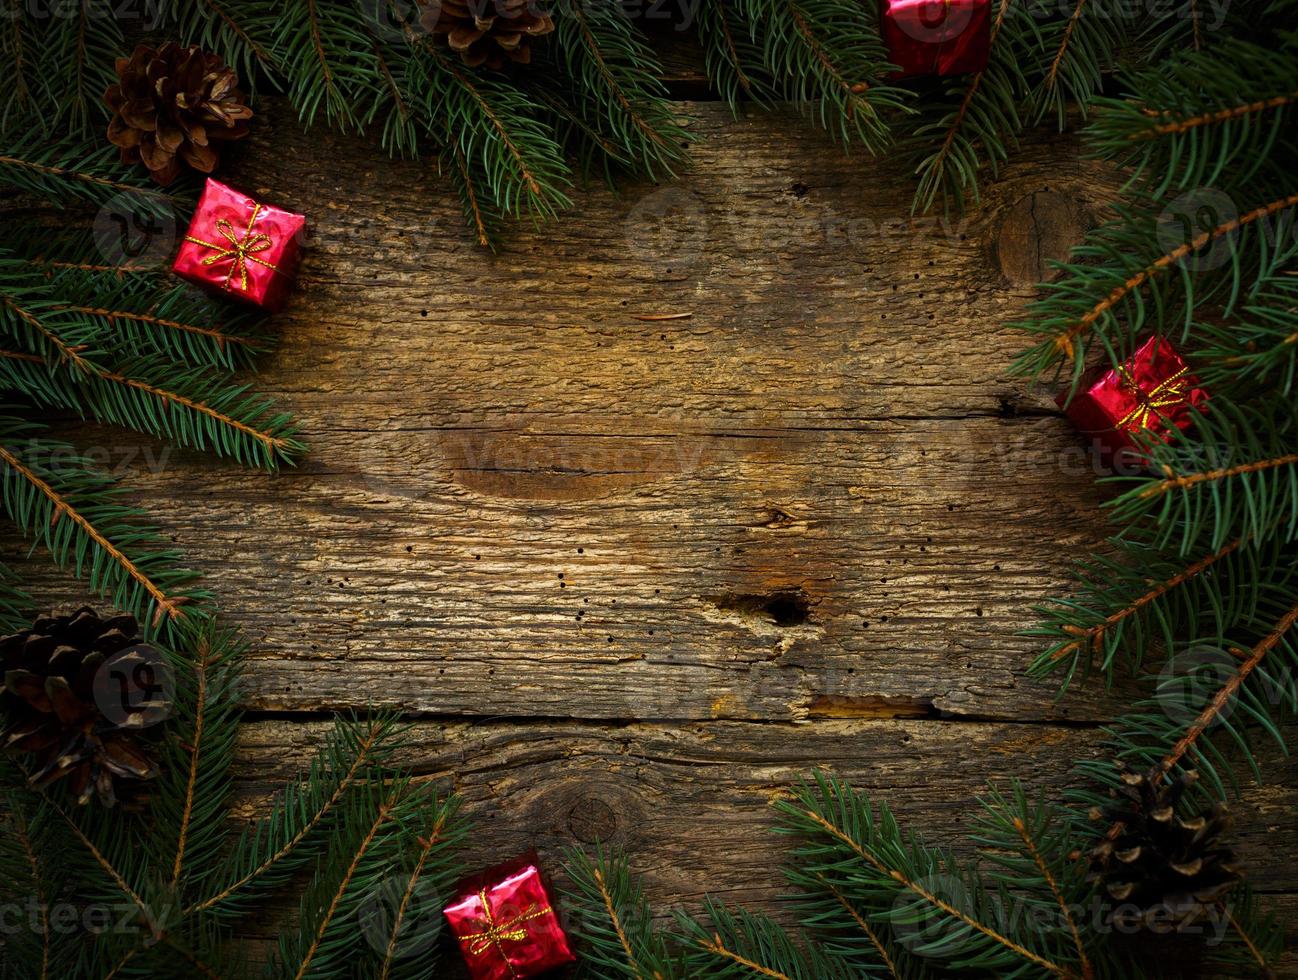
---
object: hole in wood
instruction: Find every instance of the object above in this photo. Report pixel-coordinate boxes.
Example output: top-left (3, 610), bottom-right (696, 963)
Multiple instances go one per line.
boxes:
top-left (712, 589), bottom-right (811, 627)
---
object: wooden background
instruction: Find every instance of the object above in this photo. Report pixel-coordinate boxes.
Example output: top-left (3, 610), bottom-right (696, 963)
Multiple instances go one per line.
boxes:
top-left (9, 37), bottom-right (1296, 977)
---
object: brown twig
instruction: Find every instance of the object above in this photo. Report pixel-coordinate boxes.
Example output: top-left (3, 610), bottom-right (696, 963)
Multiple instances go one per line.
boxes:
top-left (171, 637), bottom-right (213, 887)
top-left (187, 720), bottom-right (385, 914)
top-left (1047, 536), bottom-right (1246, 664)
top-left (0, 444), bottom-right (187, 623)
top-left (377, 811), bottom-right (449, 980)
top-left (294, 796), bottom-right (397, 980)
top-left (800, 809), bottom-right (1077, 977)
top-left (1052, 192), bottom-right (1298, 358)
top-left (1138, 455), bottom-right (1298, 499)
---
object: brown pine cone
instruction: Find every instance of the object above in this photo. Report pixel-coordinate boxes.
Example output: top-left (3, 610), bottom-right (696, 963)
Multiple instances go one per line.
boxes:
top-left (105, 42), bottom-right (252, 186)
top-left (1, 608), bottom-right (170, 807)
top-left (420, 0), bottom-right (555, 69)
top-left (1088, 766), bottom-right (1241, 932)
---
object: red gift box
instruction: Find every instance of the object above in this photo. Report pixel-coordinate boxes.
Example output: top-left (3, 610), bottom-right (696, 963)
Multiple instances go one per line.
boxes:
top-left (172, 178), bottom-right (304, 312)
top-left (1057, 336), bottom-right (1207, 461)
top-left (443, 855), bottom-right (574, 980)
top-left (880, 0), bottom-right (990, 78)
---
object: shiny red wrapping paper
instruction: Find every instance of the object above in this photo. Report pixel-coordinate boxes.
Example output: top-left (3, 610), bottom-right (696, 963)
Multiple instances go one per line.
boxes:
top-left (172, 178), bottom-right (304, 311)
top-left (880, 0), bottom-right (990, 77)
top-left (443, 856), bottom-right (575, 980)
top-left (1057, 336), bottom-right (1207, 461)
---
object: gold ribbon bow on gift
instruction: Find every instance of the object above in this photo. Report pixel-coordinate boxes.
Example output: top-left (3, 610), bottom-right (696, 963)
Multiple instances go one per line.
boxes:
top-left (1115, 364), bottom-right (1191, 430)
top-left (183, 204), bottom-right (279, 293)
top-left (460, 889), bottom-right (554, 977)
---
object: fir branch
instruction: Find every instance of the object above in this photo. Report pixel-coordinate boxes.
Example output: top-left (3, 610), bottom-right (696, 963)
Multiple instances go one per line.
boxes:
top-left (56, 0), bottom-right (123, 137)
top-left (0, 558), bottom-right (32, 632)
top-left (293, 787), bottom-right (399, 980)
top-left (190, 715), bottom-right (402, 917)
top-left (60, 306), bottom-right (264, 369)
top-left (277, 780), bottom-right (460, 980)
top-left (0, 790), bottom-right (51, 980)
top-left (1142, 454), bottom-right (1298, 496)
top-left (1013, 192), bottom-right (1298, 382)
top-left (268, 0), bottom-right (388, 134)
top-left (0, 133), bottom-right (184, 214)
top-left (1073, 579), bottom-right (1298, 809)
top-left (0, 0), bottom-right (36, 133)
top-left (4, 240), bottom-right (269, 371)
top-left (92, 363), bottom-right (304, 469)
top-left (562, 845), bottom-right (681, 980)
top-left (1026, 532), bottom-right (1277, 689)
top-left (148, 625), bottom-right (245, 898)
top-left (551, 1), bottom-right (692, 179)
top-left (1105, 400), bottom-right (1298, 554)
top-left (447, 134), bottom-right (494, 249)
top-left (1086, 36), bottom-right (1298, 196)
top-left (0, 423), bottom-right (205, 632)
top-left (172, 643), bottom-right (209, 885)
top-left (822, 884), bottom-right (899, 978)
top-left (0, 346), bottom-right (305, 470)
top-left (696, 935), bottom-right (795, 979)
top-left (971, 784), bottom-right (1094, 978)
top-left (1063, 192), bottom-right (1298, 359)
top-left (406, 43), bottom-right (571, 227)
top-left (682, 902), bottom-right (855, 979)
top-left (737, 0), bottom-right (910, 152)
top-left (1152, 596), bottom-right (1298, 782)
top-left (776, 773), bottom-right (1080, 977)
top-left (1033, 0), bottom-right (1129, 127)
top-left (44, 790), bottom-right (155, 930)
top-left (1195, 269), bottom-right (1298, 397)
top-left (164, 0), bottom-right (279, 91)
top-left (804, 809), bottom-right (1067, 975)
top-left (370, 799), bottom-right (462, 980)
top-left (695, 0), bottom-right (771, 109)
top-left (1206, 886), bottom-right (1285, 977)
top-left (908, 0), bottom-right (1027, 214)
top-left (0, 257), bottom-right (100, 370)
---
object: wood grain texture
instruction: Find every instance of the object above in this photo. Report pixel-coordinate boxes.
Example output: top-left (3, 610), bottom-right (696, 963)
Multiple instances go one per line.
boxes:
top-left (229, 718), bottom-right (1297, 975)
top-left (16, 102), bottom-right (1131, 723)
top-left (6, 93), bottom-right (1294, 973)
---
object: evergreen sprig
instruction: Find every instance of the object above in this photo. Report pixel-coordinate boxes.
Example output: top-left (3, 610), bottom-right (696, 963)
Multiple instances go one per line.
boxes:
top-left (907, 0), bottom-right (1029, 214)
top-left (1027, 531), bottom-right (1287, 689)
top-left (561, 844), bottom-right (684, 979)
top-left (1086, 35), bottom-right (1298, 197)
top-left (1104, 400), bottom-right (1298, 555)
top-left (549, 0), bottom-right (692, 180)
top-left (0, 416), bottom-right (208, 637)
top-left (738, 0), bottom-right (910, 152)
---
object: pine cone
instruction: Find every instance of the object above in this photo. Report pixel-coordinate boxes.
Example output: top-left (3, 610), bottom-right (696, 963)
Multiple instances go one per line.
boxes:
top-left (420, 0), bottom-right (555, 69)
top-left (1089, 766), bottom-right (1241, 932)
top-left (0, 609), bottom-right (169, 807)
top-left (105, 42), bottom-right (252, 186)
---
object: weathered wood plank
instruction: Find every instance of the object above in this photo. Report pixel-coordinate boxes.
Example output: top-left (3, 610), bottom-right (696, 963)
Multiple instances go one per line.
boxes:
top-left (227, 719), bottom-right (1298, 963)
top-left (8, 102), bottom-right (1132, 723)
